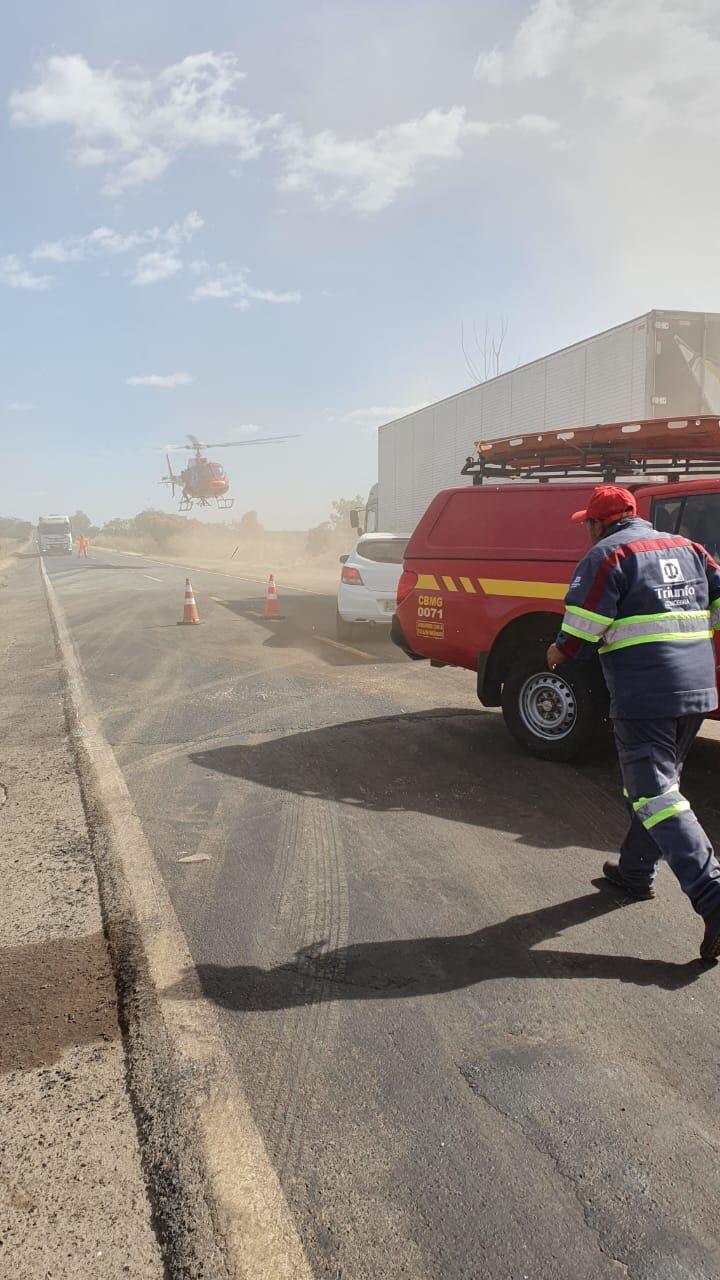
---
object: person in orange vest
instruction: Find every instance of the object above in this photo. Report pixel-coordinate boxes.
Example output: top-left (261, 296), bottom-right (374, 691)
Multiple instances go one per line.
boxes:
top-left (78, 534), bottom-right (89, 558)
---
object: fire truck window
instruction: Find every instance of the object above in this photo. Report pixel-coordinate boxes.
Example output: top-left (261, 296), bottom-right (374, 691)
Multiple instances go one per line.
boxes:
top-left (356, 538), bottom-right (409, 563)
top-left (678, 494), bottom-right (720, 557)
top-left (652, 497), bottom-right (682, 534)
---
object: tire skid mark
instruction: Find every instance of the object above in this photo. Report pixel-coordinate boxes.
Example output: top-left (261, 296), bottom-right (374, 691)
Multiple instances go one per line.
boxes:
top-left (250, 792), bottom-right (349, 1181)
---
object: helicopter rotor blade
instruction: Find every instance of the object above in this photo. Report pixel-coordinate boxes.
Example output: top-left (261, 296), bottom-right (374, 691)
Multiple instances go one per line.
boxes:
top-left (186, 434), bottom-right (203, 451)
top-left (200, 434), bottom-right (301, 449)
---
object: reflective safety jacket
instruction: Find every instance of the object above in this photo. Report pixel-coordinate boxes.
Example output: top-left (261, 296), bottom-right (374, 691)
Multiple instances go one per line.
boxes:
top-left (556, 517), bottom-right (720, 718)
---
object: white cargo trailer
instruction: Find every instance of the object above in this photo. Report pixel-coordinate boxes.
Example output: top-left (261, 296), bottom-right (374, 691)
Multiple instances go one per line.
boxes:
top-left (378, 309), bottom-right (720, 532)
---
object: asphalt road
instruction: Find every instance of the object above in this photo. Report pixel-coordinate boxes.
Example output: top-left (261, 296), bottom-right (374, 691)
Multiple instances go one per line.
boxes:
top-left (41, 549), bottom-right (720, 1280)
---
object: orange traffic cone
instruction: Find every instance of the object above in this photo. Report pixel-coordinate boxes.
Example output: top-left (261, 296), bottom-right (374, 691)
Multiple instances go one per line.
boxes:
top-left (178, 577), bottom-right (201, 625)
top-left (264, 573), bottom-right (282, 619)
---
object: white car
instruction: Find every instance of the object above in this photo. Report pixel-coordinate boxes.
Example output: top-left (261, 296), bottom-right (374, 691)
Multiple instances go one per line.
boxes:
top-left (336, 532), bottom-right (410, 640)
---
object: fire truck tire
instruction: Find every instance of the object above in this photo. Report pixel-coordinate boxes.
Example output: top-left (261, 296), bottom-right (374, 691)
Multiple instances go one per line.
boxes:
top-left (501, 654), bottom-right (608, 762)
top-left (335, 611), bottom-right (355, 641)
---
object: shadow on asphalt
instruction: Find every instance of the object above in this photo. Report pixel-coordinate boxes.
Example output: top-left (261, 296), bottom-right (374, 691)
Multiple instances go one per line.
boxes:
top-left (214, 594), bottom-right (407, 667)
top-left (166, 889), bottom-right (705, 1011)
top-left (191, 707), bottom-right (622, 850)
top-left (190, 707), bottom-right (720, 848)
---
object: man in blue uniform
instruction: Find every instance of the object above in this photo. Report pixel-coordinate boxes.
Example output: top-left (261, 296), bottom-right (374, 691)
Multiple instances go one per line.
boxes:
top-left (546, 484), bottom-right (720, 961)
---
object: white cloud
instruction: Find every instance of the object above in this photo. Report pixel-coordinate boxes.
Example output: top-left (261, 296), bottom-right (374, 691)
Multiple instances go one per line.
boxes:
top-left (516, 113), bottom-right (560, 134)
top-left (474, 1), bottom-right (720, 307)
top-left (246, 287), bottom-right (301, 304)
top-left (131, 251), bottom-right (183, 286)
top-left (342, 404), bottom-right (429, 430)
top-left (192, 269), bottom-right (300, 307)
top-left (227, 424), bottom-right (260, 436)
top-left (0, 254), bottom-right (55, 291)
top-left (32, 211), bottom-right (204, 283)
top-left (10, 53), bottom-right (269, 195)
top-left (475, 0), bottom-right (574, 83)
top-left (126, 372), bottom-right (193, 388)
top-left (476, 0), bottom-right (720, 135)
top-left (192, 271), bottom-right (247, 301)
top-left (9, 54), bottom-right (561, 216)
top-left (277, 108), bottom-right (498, 213)
top-left (33, 226), bottom-right (145, 262)
top-left (6, 402), bottom-right (36, 411)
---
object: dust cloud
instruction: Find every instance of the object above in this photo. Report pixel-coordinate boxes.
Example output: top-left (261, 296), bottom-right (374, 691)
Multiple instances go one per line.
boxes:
top-left (97, 517), bottom-right (355, 594)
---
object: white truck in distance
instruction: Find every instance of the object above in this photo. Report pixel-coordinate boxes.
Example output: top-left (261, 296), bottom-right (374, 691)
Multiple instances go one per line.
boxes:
top-left (37, 514), bottom-right (73, 555)
top-left (377, 309), bottom-right (720, 533)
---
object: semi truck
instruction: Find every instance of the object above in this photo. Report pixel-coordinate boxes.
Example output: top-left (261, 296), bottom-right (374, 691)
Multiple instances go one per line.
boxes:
top-left (377, 310), bottom-right (720, 534)
top-left (37, 514), bottom-right (73, 555)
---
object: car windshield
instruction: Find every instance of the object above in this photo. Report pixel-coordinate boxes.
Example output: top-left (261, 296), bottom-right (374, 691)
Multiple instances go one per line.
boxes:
top-left (356, 538), bottom-right (409, 563)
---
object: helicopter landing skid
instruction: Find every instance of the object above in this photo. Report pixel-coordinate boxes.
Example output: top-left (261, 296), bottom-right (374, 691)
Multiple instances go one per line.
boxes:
top-left (215, 497), bottom-right (235, 510)
top-left (178, 496), bottom-right (193, 512)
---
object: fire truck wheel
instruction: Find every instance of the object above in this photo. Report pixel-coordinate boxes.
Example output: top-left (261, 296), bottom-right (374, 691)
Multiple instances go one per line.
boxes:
top-left (501, 654), bottom-right (608, 762)
top-left (335, 611), bottom-right (355, 641)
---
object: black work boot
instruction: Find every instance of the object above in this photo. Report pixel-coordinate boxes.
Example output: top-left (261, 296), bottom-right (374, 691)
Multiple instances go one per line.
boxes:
top-left (700, 917), bottom-right (720, 963)
top-left (602, 861), bottom-right (655, 900)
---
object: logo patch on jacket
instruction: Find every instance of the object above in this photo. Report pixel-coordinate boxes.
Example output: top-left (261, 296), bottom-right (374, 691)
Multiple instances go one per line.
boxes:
top-left (660, 558), bottom-right (684, 584)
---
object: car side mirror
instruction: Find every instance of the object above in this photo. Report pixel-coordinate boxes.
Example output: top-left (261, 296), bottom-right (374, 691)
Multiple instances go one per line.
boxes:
top-left (349, 510), bottom-right (360, 529)
top-left (339, 554), bottom-right (349, 564)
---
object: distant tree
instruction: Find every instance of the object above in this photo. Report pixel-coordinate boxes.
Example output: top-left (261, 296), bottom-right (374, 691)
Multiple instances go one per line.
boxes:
top-left (235, 510), bottom-right (264, 537)
top-left (70, 509), bottom-right (92, 534)
top-left (460, 316), bottom-right (509, 383)
top-left (306, 522), bottom-right (331, 555)
top-left (133, 509), bottom-right (186, 547)
top-left (101, 517), bottom-right (133, 536)
top-left (329, 496), bottom-right (366, 530)
top-left (0, 516), bottom-right (32, 538)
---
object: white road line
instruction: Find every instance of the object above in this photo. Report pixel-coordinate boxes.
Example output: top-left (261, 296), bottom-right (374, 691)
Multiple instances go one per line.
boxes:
top-left (93, 545), bottom-right (331, 595)
top-left (41, 561), bottom-right (313, 1280)
top-left (316, 635), bottom-right (375, 660)
top-left (143, 574), bottom-right (163, 582)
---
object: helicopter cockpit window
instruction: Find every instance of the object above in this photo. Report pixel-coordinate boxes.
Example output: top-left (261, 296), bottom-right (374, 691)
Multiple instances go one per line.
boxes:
top-left (209, 463), bottom-right (226, 477)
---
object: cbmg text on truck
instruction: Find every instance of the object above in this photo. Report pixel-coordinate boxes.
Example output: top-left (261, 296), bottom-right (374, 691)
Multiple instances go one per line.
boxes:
top-left (392, 417), bottom-right (720, 761)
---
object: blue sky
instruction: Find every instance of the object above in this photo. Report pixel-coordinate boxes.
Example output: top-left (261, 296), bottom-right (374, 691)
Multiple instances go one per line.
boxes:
top-left (2, 0), bottom-right (719, 527)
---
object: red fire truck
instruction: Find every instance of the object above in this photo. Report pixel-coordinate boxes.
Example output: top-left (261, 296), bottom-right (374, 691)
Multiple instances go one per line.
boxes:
top-left (392, 416), bottom-right (720, 761)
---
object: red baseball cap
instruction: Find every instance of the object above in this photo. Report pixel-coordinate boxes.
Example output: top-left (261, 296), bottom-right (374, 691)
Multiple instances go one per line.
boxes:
top-left (571, 484), bottom-right (637, 524)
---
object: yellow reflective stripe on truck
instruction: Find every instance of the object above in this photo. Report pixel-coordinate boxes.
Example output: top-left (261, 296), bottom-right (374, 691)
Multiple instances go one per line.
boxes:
top-left (477, 578), bottom-right (568, 600)
top-left (414, 573), bottom-right (568, 599)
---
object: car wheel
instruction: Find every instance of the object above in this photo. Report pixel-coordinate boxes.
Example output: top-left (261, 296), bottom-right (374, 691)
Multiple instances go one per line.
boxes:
top-left (501, 652), bottom-right (609, 763)
top-left (336, 610), bottom-right (355, 641)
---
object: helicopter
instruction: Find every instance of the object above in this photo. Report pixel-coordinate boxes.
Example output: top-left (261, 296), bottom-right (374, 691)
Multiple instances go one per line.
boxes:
top-left (161, 433), bottom-right (299, 511)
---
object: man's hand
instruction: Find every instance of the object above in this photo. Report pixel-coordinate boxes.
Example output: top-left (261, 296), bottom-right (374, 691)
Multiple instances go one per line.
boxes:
top-left (546, 642), bottom-right (567, 671)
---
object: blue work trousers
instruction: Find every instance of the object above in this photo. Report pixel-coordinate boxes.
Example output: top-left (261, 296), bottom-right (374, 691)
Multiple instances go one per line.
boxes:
top-left (614, 715), bottom-right (720, 923)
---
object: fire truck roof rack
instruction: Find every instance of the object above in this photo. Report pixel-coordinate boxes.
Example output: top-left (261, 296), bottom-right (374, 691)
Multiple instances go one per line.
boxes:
top-left (460, 415), bottom-right (720, 485)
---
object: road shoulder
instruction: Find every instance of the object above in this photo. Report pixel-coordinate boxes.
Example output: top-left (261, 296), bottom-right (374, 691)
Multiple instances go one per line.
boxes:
top-left (0, 558), bottom-right (163, 1278)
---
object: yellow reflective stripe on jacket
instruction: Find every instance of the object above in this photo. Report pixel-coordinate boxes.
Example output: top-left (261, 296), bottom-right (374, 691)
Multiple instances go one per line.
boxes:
top-left (561, 604), bottom-right (613, 643)
top-left (599, 611), bottom-right (712, 654)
